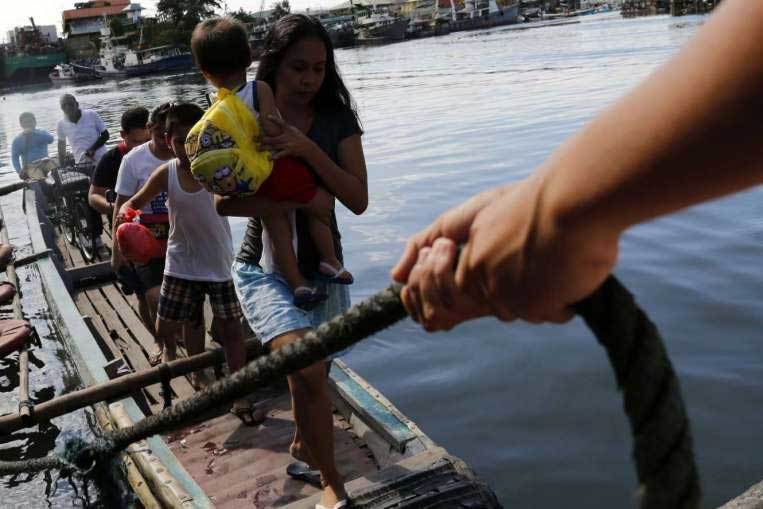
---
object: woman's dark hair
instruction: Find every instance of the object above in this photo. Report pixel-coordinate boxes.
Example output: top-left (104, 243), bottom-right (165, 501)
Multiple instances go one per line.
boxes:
top-left (165, 103), bottom-right (204, 137)
top-left (256, 14), bottom-right (360, 125)
top-left (191, 17), bottom-right (252, 75)
top-left (121, 107), bottom-right (149, 132)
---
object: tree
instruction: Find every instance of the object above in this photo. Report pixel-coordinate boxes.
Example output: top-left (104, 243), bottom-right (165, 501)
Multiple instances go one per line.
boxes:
top-left (270, 0), bottom-right (291, 21)
top-left (109, 17), bottom-right (125, 37)
top-left (231, 7), bottom-right (257, 23)
top-left (157, 0), bottom-right (222, 29)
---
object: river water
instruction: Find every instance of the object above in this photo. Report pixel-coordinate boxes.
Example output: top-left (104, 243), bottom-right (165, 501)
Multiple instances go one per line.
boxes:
top-left (1, 12), bottom-right (762, 508)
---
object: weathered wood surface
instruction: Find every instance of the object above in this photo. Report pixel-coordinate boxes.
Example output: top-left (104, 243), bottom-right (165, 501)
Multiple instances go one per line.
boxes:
top-left (720, 482), bottom-right (763, 509)
top-left (165, 390), bottom-right (377, 509)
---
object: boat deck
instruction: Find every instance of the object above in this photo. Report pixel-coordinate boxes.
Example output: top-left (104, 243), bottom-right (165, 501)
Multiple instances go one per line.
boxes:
top-left (54, 218), bottom-right (380, 505)
top-left (26, 186), bottom-right (499, 508)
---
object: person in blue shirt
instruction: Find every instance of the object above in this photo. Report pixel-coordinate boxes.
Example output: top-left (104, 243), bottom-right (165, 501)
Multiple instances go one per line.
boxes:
top-left (11, 112), bottom-right (55, 179)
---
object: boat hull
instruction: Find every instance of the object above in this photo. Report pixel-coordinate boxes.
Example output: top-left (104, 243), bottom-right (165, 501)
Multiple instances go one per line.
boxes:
top-left (357, 18), bottom-right (409, 44)
top-left (123, 53), bottom-right (195, 78)
top-left (451, 2), bottom-right (519, 31)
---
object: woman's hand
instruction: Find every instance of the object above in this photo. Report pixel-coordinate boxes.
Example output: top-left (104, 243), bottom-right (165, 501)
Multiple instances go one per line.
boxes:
top-left (393, 175), bottom-right (621, 330)
top-left (259, 115), bottom-right (318, 160)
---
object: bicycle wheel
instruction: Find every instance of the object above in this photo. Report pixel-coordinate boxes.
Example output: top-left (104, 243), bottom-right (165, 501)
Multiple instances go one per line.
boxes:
top-left (61, 196), bottom-right (77, 245)
top-left (75, 199), bottom-right (98, 262)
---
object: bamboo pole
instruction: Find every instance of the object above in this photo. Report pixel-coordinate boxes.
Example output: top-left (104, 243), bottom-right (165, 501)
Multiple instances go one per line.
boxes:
top-left (0, 338), bottom-right (264, 435)
top-left (0, 200), bottom-right (31, 420)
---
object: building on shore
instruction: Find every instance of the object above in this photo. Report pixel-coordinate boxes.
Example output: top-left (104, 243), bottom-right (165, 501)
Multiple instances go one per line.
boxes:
top-left (6, 25), bottom-right (58, 46)
top-left (63, 0), bottom-right (144, 58)
top-left (621, 0), bottom-right (720, 17)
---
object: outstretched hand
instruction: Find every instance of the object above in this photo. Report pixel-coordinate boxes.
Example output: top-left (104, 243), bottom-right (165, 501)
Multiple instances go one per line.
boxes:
top-left (260, 115), bottom-right (317, 161)
top-left (392, 175), bottom-right (620, 331)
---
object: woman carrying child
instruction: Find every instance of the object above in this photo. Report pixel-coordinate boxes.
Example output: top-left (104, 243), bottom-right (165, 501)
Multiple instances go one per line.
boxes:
top-left (192, 14), bottom-right (368, 509)
top-left (118, 103), bottom-right (261, 424)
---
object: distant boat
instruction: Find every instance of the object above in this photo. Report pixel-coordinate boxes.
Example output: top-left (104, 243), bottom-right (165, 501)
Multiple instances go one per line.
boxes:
top-left (449, 0), bottom-right (519, 31)
top-left (89, 25), bottom-right (194, 79)
top-left (49, 63), bottom-right (101, 84)
top-left (356, 11), bottom-right (409, 44)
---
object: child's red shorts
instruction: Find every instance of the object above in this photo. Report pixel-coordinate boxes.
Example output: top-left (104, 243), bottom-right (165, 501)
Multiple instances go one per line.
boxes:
top-left (255, 156), bottom-right (317, 204)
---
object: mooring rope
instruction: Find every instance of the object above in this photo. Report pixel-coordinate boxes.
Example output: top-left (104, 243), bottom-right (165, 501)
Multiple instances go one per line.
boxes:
top-left (0, 276), bottom-right (700, 508)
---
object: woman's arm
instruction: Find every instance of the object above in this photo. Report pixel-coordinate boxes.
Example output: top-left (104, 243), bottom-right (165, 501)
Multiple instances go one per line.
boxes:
top-left (262, 116), bottom-right (369, 215)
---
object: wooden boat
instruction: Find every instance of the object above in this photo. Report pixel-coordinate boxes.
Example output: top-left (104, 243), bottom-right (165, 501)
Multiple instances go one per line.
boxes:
top-left (8, 185), bottom-right (502, 508)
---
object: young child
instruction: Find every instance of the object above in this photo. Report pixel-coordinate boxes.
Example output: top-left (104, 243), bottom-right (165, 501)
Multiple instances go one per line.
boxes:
top-left (189, 17), bottom-right (352, 310)
top-left (118, 103), bottom-right (262, 424)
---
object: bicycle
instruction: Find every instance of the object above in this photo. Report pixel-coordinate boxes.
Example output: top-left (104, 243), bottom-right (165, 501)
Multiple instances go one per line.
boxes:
top-left (48, 162), bottom-right (101, 263)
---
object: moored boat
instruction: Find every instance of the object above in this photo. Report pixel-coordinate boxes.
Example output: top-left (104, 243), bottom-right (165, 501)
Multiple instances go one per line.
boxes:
top-left (2, 182), bottom-right (503, 507)
top-left (356, 12), bottom-right (410, 44)
top-left (49, 63), bottom-right (101, 84)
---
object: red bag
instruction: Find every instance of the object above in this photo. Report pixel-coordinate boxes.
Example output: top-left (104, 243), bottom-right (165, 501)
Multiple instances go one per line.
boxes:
top-left (256, 156), bottom-right (317, 204)
top-left (116, 208), bottom-right (165, 265)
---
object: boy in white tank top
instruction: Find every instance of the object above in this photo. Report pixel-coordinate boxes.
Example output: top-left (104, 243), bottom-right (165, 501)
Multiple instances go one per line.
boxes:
top-left (117, 103), bottom-right (262, 425)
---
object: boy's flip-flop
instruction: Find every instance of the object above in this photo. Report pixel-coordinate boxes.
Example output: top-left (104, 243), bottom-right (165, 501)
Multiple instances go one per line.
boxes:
top-left (286, 461), bottom-right (322, 488)
top-left (148, 349), bottom-right (163, 366)
top-left (293, 286), bottom-right (328, 310)
top-left (318, 261), bottom-right (354, 285)
top-left (230, 405), bottom-right (266, 426)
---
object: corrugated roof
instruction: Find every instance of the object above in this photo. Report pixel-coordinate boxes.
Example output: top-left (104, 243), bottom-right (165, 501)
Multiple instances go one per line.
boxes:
top-left (63, 0), bottom-right (131, 21)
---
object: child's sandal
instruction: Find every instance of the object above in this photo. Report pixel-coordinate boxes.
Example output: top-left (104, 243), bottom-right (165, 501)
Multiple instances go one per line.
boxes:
top-left (318, 261), bottom-right (354, 285)
top-left (293, 286), bottom-right (328, 310)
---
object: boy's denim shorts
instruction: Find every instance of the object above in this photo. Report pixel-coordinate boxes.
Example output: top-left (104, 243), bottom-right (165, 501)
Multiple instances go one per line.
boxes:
top-left (231, 260), bottom-right (351, 346)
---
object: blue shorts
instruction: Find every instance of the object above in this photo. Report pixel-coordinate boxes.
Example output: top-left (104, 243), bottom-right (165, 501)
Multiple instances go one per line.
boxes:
top-left (231, 260), bottom-right (351, 346)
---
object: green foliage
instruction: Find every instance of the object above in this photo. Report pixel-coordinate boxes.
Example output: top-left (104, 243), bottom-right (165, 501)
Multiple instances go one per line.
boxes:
top-left (270, 0), bottom-right (291, 21)
top-left (231, 7), bottom-right (257, 23)
top-left (156, 0), bottom-right (222, 31)
top-left (109, 17), bottom-right (125, 37)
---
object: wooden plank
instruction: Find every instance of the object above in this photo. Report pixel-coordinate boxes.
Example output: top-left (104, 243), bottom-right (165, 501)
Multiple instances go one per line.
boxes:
top-left (329, 363), bottom-right (416, 452)
top-left (94, 404), bottom-right (162, 509)
top-left (82, 288), bottom-right (165, 407)
top-left (110, 402), bottom-right (197, 509)
top-left (56, 234), bottom-right (75, 269)
top-left (66, 260), bottom-right (115, 289)
top-left (98, 285), bottom-right (197, 402)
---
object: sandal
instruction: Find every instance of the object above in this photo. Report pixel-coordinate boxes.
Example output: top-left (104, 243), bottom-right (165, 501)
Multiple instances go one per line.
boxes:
top-left (230, 404), bottom-right (266, 426)
top-left (148, 348), bottom-right (163, 366)
top-left (318, 261), bottom-right (354, 285)
top-left (293, 286), bottom-right (328, 311)
top-left (316, 500), bottom-right (348, 509)
top-left (286, 461), bottom-right (322, 488)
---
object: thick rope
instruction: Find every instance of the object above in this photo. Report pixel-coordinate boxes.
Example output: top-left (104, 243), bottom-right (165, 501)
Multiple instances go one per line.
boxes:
top-left (0, 276), bottom-right (700, 509)
top-left (574, 277), bottom-right (700, 509)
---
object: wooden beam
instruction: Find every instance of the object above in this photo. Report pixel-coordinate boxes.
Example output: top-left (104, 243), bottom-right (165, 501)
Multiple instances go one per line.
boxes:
top-left (0, 338), bottom-right (264, 434)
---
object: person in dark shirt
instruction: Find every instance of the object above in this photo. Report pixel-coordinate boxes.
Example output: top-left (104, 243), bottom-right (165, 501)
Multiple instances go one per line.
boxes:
top-left (209, 15), bottom-right (367, 508)
top-left (89, 107), bottom-right (150, 217)
top-left (89, 106), bottom-right (151, 328)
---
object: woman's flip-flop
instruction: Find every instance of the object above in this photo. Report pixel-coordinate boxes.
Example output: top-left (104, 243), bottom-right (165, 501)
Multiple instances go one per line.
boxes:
top-left (293, 286), bottom-right (328, 310)
top-left (318, 262), bottom-right (354, 285)
top-left (286, 461), bottom-right (322, 488)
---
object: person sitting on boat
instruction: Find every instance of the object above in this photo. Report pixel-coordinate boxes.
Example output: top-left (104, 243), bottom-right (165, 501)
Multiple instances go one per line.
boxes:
top-left (111, 103), bottom-right (205, 370)
top-left (188, 18), bottom-right (353, 310)
top-left (11, 112), bottom-right (55, 180)
top-left (116, 103), bottom-right (263, 424)
top-left (209, 15), bottom-right (369, 509)
top-left (89, 106), bottom-right (151, 323)
top-left (56, 94), bottom-right (110, 252)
